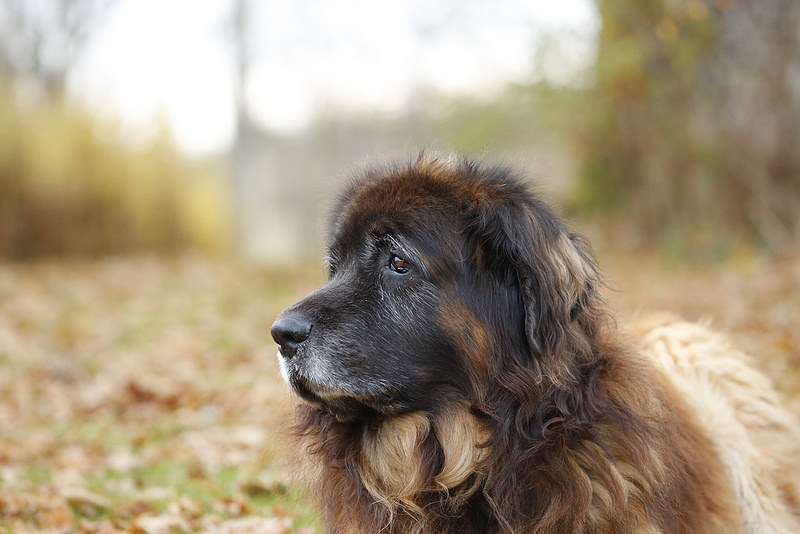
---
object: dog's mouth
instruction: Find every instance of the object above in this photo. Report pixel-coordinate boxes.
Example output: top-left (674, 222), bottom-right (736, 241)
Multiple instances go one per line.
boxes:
top-left (276, 345), bottom-right (417, 422)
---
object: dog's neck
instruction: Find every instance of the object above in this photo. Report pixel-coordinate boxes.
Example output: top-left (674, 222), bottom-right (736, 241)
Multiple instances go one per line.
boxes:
top-left (294, 338), bottom-right (736, 534)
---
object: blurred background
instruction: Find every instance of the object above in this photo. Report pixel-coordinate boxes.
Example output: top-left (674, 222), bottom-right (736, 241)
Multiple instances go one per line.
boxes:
top-left (1, 1), bottom-right (800, 533)
top-left (3, 0), bottom-right (798, 263)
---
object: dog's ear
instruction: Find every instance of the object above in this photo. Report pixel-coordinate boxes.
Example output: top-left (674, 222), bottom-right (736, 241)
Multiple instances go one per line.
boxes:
top-left (466, 181), bottom-right (599, 386)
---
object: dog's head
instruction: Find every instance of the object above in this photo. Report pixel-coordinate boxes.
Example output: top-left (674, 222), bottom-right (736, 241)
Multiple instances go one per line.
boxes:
top-left (271, 154), bottom-right (599, 422)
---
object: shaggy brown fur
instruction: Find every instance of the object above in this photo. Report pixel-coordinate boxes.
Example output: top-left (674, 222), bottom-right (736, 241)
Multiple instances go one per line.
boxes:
top-left (272, 154), bottom-right (800, 533)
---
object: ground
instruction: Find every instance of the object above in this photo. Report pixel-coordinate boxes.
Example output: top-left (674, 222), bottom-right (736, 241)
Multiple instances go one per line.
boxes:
top-left (1, 251), bottom-right (798, 533)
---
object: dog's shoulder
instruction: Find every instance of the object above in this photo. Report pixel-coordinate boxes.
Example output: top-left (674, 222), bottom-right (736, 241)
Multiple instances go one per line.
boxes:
top-left (630, 313), bottom-right (780, 411)
top-left (632, 314), bottom-right (765, 388)
top-left (629, 313), bottom-right (800, 533)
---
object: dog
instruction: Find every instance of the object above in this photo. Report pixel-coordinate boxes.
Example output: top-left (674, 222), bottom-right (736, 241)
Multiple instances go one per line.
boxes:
top-left (271, 154), bottom-right (800, 533)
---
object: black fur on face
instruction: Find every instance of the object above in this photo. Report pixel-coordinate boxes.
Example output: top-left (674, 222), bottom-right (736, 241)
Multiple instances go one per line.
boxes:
top-left (271, 153), bottom-right (598, 424)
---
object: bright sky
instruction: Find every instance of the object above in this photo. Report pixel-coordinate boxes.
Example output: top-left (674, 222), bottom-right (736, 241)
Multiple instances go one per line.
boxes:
top-left (74, 0), bottom-right (597, 155)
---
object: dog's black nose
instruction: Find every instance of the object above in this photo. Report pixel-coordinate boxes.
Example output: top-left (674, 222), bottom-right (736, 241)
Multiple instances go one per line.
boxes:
top-left (271, 313), bottom-right (312, 358)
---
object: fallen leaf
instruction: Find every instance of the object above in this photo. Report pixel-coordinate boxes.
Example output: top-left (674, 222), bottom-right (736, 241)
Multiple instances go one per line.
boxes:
top-left (131, 513), bottom-right (186, 534)
top-left (61, 486), bottom-right (112, 513)
top-left (207, 516), bottom-right (292, 534)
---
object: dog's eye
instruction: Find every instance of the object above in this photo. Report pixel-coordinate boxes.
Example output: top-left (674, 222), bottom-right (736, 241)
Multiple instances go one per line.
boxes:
top-left (388, 255), bottom-right (412, 274)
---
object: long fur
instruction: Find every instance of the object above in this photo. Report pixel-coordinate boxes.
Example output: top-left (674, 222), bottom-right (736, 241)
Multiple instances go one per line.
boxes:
top-left (283, 154), bottom-right (800, 533)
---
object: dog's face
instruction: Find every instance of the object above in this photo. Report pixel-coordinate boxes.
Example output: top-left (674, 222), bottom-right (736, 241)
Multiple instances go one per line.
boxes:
top-left (273, 174), bottom-right (472, 421)
top-left (272, 156), bottom-right (596, 422)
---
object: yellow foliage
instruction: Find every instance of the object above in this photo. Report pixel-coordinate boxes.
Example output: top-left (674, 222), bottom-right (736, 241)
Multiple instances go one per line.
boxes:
top-left (655, 18), bottom-right (678, 41)
top-left (686, 0), bottom-right (709, 21)
top-left (0, 94), bottom-right (233, 259)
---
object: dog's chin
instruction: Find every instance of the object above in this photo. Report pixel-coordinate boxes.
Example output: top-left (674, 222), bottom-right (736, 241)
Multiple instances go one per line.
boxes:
top-left (308, 394), bottom-right (383, 423)
top-left (289, 375), bottom-right (408, 423)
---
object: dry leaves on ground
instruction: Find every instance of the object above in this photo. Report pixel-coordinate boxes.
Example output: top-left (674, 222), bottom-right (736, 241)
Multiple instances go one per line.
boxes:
top-left (1, 251), bottom-right (798, 532)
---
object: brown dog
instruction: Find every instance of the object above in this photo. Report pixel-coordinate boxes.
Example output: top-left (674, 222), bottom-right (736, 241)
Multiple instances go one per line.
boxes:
top-left (272, 154), bottom-right (800, 533)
